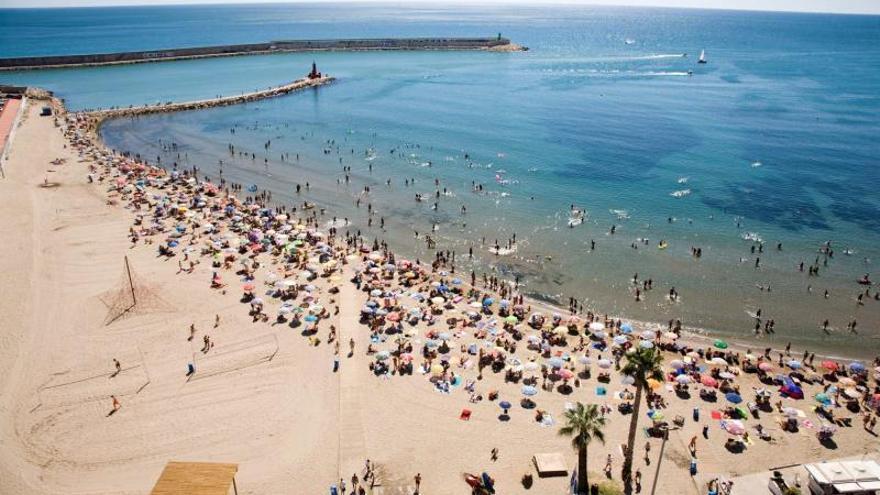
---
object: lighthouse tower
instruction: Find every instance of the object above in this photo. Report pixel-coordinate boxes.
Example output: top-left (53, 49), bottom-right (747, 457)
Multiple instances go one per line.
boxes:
top-left (307, 61), bottom-right (321, 80)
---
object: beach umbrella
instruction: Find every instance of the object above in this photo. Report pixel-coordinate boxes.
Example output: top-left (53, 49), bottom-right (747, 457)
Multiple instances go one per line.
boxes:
top-left (718, 371), bottom-right (736, 380)
top-left (524, 362), bottom-right (540, 371)
top-left (646, 378), bottom-right (662, 390)
top-left (639, 340), bottom-right (654, 349)
top-left (499, 401), bottom-right (512, 412)
top-left (522, 385), bottom-right (538, 397)
top-left (303, 314), bottom-right (317, 322)
top-left (700, 375), bottom-right (718, 388)
top-left (710, 357), bottom-right (728, 366)
top-left (782, 407), bottom-right (799, 417)
top-left (621, 375), bottom-right (635, 385)
top-left (554, 325), bottom-right (569, 336)
top-left (438, 332), bottom-right (452, 341)
top-left (431, 296), bottom-right (445, 305)
top-left (725, 392), bottom-right (743, 404)
top-left (620, 323), bottom-right (633, 333)
top-left (821, 360), bottom-right (839, 372)
top-left (669, 359), bottom-right (685, 369)
top-left (722, 420), bottom-right (745, 436)
top-left (647, 410), bottom-right (664, 421)
top-left (387, 312), bottom-right (401, 322)
top-left (641, 330), bottom-right (656, 340)
top-left (675, 374), bottom-right (692, 384)
top-left (613, 335), bottom-right (629, 345)
top-left (713, 340), bottom-right (729, 349)
top-left (242, 283), bottom-right (255, 292)
top-left (815, 393), bottom-right (831, 404)
top-left (278, 306), bottom-right (292, 315)
top-left (589, 322), bottom-right (605, 331)
top-left (505, 315), bottom-right (519, 324)
top-left (577, 356), bottom-right (592, 365)
top-left (663, 331), bottom-right (679, 340)
top-left (787, 360), bottom-right (802, 370)
top-left (843, 388), bottom-right (861, 399)
top-left (758, 362), bottom-right (774, 372)
top-left (849, 362), bottom-right (866, 373)
top-left (559, 369), bottom-right (575, 380)
top-left (375, 351), bottom-right (390, 361)
top-left (548, 357), bottom-right (565, 369)
top-left (592, 331), bottom-right (607, 339)
top-left (430, 364), bottom-right (444, 376)
top-left (597, 359), bottom-right (613, 369)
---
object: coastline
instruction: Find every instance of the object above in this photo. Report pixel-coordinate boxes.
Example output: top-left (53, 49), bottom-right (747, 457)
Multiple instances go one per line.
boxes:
top-left (0, 88), bottom-right (876, 495)
top-left (79, 84), bottom-right (867, 364)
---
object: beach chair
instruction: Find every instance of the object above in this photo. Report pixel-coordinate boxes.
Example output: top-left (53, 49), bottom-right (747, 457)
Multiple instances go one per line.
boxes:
top-left (460, 408), bottom-right (472, 421)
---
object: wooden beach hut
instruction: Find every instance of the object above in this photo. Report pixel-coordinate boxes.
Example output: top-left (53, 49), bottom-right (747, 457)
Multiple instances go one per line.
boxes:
top-left (150, 461), bottom-right (239, 495)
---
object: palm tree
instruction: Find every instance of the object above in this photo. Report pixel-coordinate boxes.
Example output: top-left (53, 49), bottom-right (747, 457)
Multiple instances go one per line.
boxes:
top-left (559, 402), bottom-right (607, 494)
top-left (620, 347), bottom-right (664, 495)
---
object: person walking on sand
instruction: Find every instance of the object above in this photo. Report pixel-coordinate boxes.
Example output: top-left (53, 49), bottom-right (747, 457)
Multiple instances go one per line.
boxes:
top-left (605, 454), bottom-right (613, 478)
top-left (188, 323), bottom-right (196, 341)
top-left (111, 395), bottom-right (120, 412)
top-left (112, 358), bottom-right (121, 376)
top-left (414, 473), bottom-right (421, 493)
top-left (214, 314), bottom-right (220, 328)
top-left (644, 441), bottom-right (651, 465)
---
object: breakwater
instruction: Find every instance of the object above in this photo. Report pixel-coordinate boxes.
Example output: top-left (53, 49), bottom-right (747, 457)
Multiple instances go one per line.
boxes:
top-left (0, 38), bottom-right (523, 71)
top-left (84, 75), bottom-right (333, 120)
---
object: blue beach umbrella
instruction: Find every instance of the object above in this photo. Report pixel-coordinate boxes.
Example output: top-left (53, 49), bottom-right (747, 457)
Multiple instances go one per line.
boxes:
top-left (548, 357), bottom-right (565, 369)
top-left (499, 400), bottom-right (512, 411)
top-left (304, 314), bottom-right (317, 322)
top-left (521, 386), bottom-right (538, 396)
top-left (620, 323), bottom-right (634, 334)
top-left (725, 393), bottom-right (743, 404)
top-left (849, 362), bottom-right (866, 373)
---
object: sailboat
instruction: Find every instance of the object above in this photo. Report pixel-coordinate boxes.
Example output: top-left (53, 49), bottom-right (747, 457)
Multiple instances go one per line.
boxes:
top-left (698, 49), bottom-right (707, 64)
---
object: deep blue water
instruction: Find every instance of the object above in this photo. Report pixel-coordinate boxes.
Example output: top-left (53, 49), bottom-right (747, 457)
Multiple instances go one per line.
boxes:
top-left (2, 4), bottom-right (879, 355)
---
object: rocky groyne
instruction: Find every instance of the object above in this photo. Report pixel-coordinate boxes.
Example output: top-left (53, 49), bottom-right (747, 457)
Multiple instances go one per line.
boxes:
top-left (84, 75), bottom-right (333, 120)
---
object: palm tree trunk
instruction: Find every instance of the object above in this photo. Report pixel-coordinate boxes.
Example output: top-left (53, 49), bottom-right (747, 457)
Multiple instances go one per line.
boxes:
top-left (579, 443), bottom-right (589, 495)
top-left (623, 383), bottom-right (644, 495)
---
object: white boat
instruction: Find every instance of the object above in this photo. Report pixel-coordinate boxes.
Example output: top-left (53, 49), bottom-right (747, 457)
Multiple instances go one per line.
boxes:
top-left (698, 49), bottom-right (707, 64)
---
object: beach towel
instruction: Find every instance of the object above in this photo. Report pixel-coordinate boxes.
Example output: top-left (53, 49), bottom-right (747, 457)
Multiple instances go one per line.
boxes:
top-left (460, 409), bottom-right (471, 421)
top-left (596, 387), bottom-right (607, 396)
top-left (803, 420), bottom-right (815, 429)
top-left (710, 410), bottom-right (722, 420)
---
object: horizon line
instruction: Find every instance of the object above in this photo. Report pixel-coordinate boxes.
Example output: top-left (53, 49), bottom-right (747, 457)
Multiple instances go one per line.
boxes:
top-left (2, 1), bottom-right (880, 17)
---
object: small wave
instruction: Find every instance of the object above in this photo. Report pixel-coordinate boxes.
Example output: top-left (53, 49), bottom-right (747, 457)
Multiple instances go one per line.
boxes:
top-left (670, 189), bottom-right (691, 198)
top-left (741, 232), bottom-right (762, 243)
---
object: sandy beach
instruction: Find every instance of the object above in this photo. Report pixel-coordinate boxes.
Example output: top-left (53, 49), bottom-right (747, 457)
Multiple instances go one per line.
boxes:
top-left (1, 95), bottom-right (879, 495)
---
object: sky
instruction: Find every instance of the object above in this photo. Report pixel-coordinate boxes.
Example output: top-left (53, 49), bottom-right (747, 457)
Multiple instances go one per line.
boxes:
top-left (1, 0), bottom-right (879, 14)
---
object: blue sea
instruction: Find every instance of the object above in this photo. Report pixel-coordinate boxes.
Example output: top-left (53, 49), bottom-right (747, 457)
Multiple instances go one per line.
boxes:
top-left (2, 3), bottom-right (879, 356)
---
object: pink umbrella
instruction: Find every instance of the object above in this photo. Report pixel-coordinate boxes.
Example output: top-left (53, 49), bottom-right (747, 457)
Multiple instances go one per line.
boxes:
top-left (558, 369), bottom-right (574, 380)
top-left (701, 375), bottom-right (718, 388)
top-left (387, 312), bottom-right (401, 322)
top-left (758, 362), bottom-right (773, 372)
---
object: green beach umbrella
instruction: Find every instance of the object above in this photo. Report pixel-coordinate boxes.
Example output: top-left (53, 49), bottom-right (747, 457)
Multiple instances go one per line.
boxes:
top-left (714, 339), bottom-right (729, 349)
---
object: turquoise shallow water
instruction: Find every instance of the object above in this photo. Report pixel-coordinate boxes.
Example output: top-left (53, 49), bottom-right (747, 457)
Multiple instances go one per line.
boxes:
top-left (2, 4), bottom-right (879, 356)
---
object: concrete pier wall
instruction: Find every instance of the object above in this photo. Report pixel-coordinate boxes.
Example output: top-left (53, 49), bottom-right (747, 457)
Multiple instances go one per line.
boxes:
top-left (0, 37), bottom-right (520, 71)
